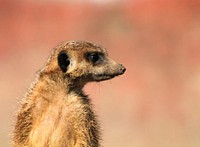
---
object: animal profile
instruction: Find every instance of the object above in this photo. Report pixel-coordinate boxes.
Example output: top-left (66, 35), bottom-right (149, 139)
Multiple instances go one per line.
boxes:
top-left (13, 41), bottom-right (126, 147)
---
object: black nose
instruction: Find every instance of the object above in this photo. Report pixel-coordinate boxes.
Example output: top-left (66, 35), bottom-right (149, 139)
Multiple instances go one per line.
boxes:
top-left (119, 64), bottom-right (126, 74)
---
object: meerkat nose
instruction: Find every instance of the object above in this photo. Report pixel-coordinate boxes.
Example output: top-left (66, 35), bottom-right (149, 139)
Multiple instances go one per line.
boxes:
top-left (119, 64), bottom-right (126, 74)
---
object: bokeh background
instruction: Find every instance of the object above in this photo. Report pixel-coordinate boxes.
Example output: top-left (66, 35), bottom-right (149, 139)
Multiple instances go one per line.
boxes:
top-left (1, 0), bottom-right (200, 146)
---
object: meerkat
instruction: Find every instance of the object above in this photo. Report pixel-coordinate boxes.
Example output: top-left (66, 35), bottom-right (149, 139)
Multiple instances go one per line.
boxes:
top-left (13, 41), bottom-right (126, 147)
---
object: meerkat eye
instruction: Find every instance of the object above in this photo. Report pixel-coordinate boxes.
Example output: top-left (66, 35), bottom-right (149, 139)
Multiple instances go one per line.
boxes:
top-left (86, 52), bottom-right (103, 65)
top-left (91, 53), bottom-right (100, 63)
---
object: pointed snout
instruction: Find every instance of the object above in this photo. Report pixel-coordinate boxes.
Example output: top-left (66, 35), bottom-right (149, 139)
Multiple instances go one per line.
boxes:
top-left (118, 64), bottom-right (126, 75)
top-left (106, 58), bottom-right (126, 77)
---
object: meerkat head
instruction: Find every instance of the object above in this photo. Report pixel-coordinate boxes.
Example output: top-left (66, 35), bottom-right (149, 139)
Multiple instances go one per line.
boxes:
top-left (44, 41), bottom-right (126, 86)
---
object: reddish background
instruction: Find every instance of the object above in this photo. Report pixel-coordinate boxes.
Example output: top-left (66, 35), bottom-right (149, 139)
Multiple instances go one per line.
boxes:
top-left (1, 0), bottom-right (200, 146)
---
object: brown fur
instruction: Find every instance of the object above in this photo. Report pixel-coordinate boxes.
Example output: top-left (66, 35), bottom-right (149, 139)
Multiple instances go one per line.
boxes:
top-left (13, 41), bottom-right (125, 147)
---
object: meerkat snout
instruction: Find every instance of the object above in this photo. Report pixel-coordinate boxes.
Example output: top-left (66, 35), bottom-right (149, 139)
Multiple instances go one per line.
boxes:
top-left (118, 64), bottom-right (126, 74)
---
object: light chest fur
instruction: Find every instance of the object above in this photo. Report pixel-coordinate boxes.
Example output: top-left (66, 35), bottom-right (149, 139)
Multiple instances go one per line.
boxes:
top-left (31, 80), bottom-right (98, 147)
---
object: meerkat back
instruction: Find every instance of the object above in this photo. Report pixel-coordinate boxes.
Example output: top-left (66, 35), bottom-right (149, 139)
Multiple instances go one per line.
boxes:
top-left (13, 41), bottom-right (126, 147)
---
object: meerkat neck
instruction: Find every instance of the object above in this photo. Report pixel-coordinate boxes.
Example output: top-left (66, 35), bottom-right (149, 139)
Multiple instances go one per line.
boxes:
top-left (37, 72), bottom-right (86, 101)
top-left (24, 72), bottom-right (99, 147)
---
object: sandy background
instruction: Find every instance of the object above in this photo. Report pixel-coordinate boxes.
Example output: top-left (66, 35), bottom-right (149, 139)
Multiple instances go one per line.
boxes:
top-left (1, 0), bottom-right (200, 146)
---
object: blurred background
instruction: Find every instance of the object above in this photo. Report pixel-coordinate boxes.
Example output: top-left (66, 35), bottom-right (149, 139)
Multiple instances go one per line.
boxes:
top-left (1, 0), bottom-right (200, 146)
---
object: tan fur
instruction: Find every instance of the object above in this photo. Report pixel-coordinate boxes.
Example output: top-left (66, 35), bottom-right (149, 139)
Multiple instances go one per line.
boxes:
top-left (13, 41), bottom-right (125, 147)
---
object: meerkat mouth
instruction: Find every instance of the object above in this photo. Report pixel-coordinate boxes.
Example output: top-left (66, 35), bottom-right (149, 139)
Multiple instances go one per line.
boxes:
top-left (93, 65), bottom-right (126, 82)
top-left (93, 72), bottom-right (123, 81)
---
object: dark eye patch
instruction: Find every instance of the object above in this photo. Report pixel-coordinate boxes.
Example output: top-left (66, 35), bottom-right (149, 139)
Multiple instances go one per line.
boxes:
top-left (85, 52), bottom-right (104, 65)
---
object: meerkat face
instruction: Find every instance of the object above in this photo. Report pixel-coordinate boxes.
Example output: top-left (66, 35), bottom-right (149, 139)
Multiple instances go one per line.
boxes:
top-left (83, 50), bottom-right (126, 82)
top-left (55, 41), bottom-right (126, 83)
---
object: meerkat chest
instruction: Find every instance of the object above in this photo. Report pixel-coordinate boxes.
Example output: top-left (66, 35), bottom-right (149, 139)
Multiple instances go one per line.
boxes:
top-left (29, 94), bottom-right (96, 146)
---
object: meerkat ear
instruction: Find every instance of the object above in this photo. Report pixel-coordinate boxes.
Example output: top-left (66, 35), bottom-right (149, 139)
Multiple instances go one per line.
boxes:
top-left (58, 51), bottom-right (70, 73)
